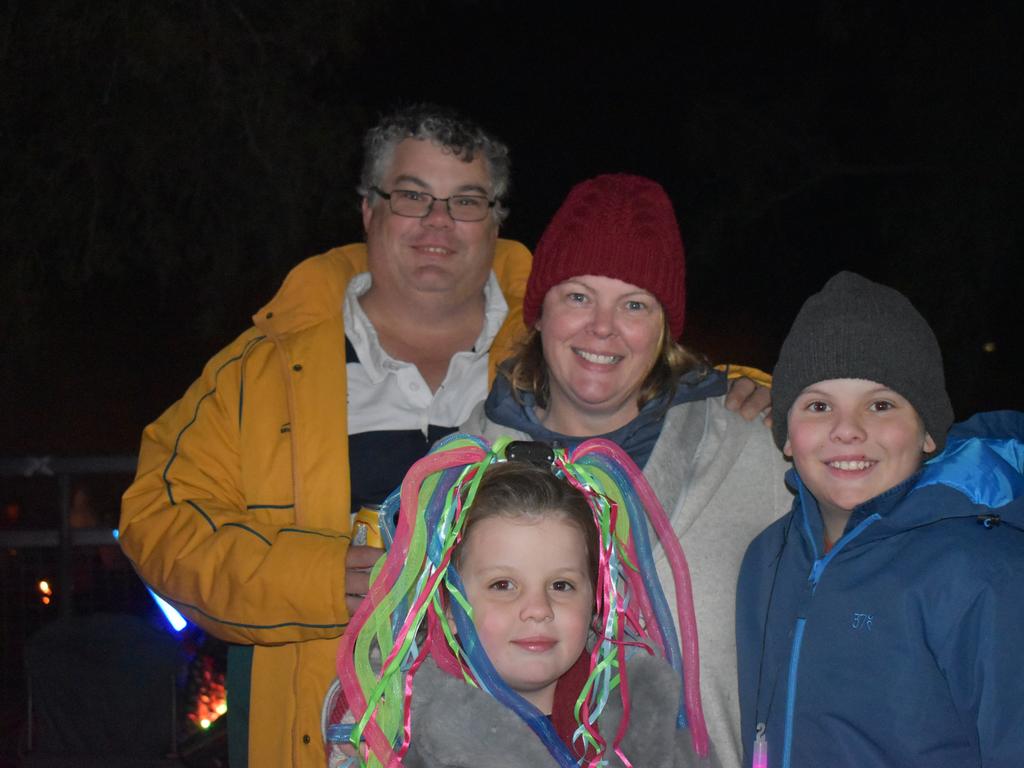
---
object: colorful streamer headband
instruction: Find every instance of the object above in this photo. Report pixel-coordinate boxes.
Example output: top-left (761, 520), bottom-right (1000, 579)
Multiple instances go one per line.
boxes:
top-left (327, 434), bottom-right (708, 767)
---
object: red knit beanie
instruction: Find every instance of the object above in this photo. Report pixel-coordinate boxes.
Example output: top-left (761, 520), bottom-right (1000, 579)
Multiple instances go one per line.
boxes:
top-left (524, 173), bottom-right (687, 339)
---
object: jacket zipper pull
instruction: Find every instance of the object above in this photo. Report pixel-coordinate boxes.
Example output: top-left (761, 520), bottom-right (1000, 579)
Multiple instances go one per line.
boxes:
top-left (752, 722), bottom-right (768, 768)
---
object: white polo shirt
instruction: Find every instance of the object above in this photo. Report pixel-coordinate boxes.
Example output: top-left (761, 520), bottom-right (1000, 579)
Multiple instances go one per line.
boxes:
top-left (343, 271), bottom-right (509, 436)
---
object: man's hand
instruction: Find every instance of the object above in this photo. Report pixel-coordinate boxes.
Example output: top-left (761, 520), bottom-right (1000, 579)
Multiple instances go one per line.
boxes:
top-left (345, 544), bottom-right (385, 617)
top-left (725, 376), bottom-right (773, 427)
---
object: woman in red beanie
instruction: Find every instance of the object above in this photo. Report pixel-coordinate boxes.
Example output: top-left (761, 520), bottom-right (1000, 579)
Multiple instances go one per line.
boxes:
top-left (463, 173), bottom-right (791, 768)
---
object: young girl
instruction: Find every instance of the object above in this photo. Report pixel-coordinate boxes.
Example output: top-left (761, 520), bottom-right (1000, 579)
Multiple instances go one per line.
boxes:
top-left (327, 435), bottom-right (718, 767)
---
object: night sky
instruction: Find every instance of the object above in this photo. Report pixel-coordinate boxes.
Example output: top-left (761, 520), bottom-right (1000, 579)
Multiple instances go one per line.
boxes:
top-left (2, 2), bottom-right (1022, 456)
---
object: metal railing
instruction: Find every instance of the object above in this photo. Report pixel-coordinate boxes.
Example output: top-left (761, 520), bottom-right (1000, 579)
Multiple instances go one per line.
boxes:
top-left (0, 455), bottom-right (139, 697)
top-left (0, 456), bottom-right (139, 603)
top-left (0, 455), bottom-right (232, 765)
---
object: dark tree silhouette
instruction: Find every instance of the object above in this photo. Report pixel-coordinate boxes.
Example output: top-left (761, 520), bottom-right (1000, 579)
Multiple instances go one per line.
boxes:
top-left (1, 2), bottom-right (385, 450)
top-left (1, 1), bottom-right (1020, 453)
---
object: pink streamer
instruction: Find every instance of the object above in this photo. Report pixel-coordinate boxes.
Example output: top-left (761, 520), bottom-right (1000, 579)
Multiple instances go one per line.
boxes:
top-left (336, 445), bottom-right (485, 764)
top-left (572, 439), bottom-right (709, 758)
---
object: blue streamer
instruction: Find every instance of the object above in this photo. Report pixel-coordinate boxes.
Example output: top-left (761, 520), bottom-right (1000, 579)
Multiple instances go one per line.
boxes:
top-left (445, 566), bottom-right (580, 768)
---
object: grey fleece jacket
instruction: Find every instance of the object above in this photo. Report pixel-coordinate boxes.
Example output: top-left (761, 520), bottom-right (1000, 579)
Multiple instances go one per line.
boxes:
top-left (404, 655), bottom-right (721, 768)
top-left (463, 395), bottom-right (792, 768)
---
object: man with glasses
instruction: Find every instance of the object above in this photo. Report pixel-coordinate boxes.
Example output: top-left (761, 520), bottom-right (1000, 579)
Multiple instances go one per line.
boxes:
top-left (120, 104), bottom-right (768, 767)
top-left (119, 104), bottom-right (532, 768)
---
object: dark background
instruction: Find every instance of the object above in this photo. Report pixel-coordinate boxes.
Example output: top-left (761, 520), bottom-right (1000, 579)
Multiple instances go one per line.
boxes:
top-left (2, 1), bottom-right (1022, 457)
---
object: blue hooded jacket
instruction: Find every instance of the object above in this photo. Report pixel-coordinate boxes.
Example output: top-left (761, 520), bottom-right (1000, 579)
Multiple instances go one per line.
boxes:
top-left (736, 411), bottom-right (1024, 768)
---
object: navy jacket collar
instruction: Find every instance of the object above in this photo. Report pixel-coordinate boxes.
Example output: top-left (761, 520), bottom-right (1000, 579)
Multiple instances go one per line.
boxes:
top-left (483, 366), bottom-right (726, 468)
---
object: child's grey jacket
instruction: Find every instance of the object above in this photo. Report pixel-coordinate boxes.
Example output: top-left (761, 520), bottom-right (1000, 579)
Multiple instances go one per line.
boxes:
top-left (404, 654), bottom-right (721, 768)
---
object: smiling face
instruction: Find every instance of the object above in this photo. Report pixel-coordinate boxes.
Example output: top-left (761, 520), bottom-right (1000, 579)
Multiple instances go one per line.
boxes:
top-left (361, 138), bottom-right (497, 304)
top-left (784, 378), bottom-right (936, 537)
top-left (457, 514), bottom-right (594, 714)
top-left (535, 275), bottom-right (665, 436)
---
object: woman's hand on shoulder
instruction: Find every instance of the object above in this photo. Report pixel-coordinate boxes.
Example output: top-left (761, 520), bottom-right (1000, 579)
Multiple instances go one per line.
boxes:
top-left (725, 377), bottom-right (773, 427)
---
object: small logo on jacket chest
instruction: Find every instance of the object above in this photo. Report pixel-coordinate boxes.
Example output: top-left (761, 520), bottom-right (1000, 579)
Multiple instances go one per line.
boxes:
top-left (851, 612), bottom-right (874, 631)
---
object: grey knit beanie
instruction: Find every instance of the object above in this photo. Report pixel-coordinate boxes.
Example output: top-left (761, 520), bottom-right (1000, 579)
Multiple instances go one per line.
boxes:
top-left (771, 271), bottom-right (953, 454)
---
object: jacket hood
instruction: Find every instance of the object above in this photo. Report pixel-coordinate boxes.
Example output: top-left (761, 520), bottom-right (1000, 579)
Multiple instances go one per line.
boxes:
top-left (483, 365), bottom-right (726, 468)
top-left (255, 243), bottom-right (367, 338)
top-left (788, 410), bottom-right (1024, 554)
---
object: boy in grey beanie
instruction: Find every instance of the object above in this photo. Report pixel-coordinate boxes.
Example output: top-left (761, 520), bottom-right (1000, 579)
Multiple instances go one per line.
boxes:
top-left (736, 271), bottom-right (1024, 768)
top-left (770, 271), bottom-right (953, 545)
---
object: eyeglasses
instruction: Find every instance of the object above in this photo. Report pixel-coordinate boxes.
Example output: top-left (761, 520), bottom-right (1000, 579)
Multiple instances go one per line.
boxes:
top-left (371, 186), bottom-right (496, 222)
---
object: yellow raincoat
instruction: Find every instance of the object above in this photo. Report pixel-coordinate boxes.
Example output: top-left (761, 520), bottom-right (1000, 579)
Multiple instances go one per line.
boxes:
top-left (120, 240), bottom-right (532, 766)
